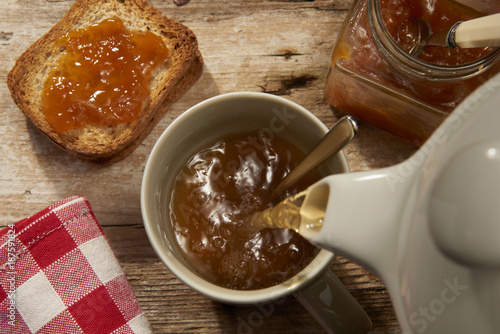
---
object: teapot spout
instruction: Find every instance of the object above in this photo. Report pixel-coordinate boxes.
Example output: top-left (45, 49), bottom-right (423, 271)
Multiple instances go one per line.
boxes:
top-left (299, 164), bottom-right (417, 279)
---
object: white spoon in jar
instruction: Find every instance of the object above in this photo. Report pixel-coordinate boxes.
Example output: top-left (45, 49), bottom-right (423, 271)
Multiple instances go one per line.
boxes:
top-left (409, 13), bottom-right (500, 57)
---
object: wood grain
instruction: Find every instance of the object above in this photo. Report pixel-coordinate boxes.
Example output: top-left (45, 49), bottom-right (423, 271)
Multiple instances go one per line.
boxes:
top-left (0, 0), bottom-right (417, 332)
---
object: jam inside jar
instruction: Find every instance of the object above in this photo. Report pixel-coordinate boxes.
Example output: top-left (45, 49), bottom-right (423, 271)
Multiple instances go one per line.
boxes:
top-left (325, 0), bottom-right (500, 144)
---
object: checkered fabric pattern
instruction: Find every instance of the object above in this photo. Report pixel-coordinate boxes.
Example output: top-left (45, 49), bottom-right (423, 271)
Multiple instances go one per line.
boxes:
top-left (0, 196), bottom-right (152, 334)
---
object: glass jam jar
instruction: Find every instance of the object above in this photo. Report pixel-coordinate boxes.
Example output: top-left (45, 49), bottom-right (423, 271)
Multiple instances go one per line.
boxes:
top-left (324, 0), bottom-right (500, 144)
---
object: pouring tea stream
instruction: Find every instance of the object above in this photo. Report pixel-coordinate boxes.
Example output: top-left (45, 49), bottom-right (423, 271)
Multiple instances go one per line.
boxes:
top-left (245, 115), bottom-right (356, 235)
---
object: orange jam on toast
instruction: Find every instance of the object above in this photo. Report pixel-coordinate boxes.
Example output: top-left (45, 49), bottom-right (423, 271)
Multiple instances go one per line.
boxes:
top-left (42, 17), bottom-right (169, 133)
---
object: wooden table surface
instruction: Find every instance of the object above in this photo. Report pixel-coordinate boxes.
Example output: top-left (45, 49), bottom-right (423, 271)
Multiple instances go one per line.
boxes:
top-left (0, 0), bottom-right (419, 332)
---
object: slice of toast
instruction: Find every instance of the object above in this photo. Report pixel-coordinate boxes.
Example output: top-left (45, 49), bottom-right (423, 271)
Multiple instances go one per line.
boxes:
top-left (7, 0), bottom-right (203, 164)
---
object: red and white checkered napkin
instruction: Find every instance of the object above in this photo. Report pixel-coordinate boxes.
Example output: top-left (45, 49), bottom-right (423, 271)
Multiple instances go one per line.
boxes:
top-left (0, 196), bottom-right (152, 334)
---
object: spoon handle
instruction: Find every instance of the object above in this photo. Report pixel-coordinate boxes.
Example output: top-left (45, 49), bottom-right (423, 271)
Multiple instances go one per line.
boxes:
top-left (272, 115), bottom-right (357, 198)
top-left (454, 13), bottom-right (500, 48)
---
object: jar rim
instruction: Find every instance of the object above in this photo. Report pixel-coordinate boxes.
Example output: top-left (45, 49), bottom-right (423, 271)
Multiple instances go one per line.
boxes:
top-left (368, 0), bottom-right (500, 81)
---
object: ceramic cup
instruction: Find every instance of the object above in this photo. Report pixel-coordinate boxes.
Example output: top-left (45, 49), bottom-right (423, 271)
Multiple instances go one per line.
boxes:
top-left (141, 92), bottom-right (371, 333)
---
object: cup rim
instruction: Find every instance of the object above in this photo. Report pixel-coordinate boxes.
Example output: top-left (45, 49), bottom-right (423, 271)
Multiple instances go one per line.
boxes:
top-left (141, 92), bottom-right (349, 305)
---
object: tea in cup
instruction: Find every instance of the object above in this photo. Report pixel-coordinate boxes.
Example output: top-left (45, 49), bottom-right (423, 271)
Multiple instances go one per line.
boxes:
top-left (141, 92), bottom-right (371, 333)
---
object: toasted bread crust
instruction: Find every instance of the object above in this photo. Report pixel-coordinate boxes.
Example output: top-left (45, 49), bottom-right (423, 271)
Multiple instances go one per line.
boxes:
top-left (7, 0), bottom-right (203, 163)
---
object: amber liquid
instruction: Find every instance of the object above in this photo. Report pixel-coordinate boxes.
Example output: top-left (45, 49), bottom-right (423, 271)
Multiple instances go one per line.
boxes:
top-left (169, 130), bottom-right (321, 290)
top-left (244, 191), bottom-right (306, 236)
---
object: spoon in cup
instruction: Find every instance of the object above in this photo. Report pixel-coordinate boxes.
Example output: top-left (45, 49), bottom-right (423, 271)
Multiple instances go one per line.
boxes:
top-left (272, 115), bottom-right (357, 199)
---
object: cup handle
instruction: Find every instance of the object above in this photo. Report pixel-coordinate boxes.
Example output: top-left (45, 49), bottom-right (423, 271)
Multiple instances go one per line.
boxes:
top-left (293, 269), bottom-right (372, 334)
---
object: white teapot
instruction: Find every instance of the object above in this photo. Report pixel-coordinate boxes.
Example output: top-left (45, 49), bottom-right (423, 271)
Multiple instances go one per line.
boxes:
top-left (300, 73), bottom-right (500, 333)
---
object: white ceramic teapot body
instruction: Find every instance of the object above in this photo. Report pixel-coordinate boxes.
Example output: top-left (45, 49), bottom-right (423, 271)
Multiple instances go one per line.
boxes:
top-left (301, 73), bottom-right (500, 333)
